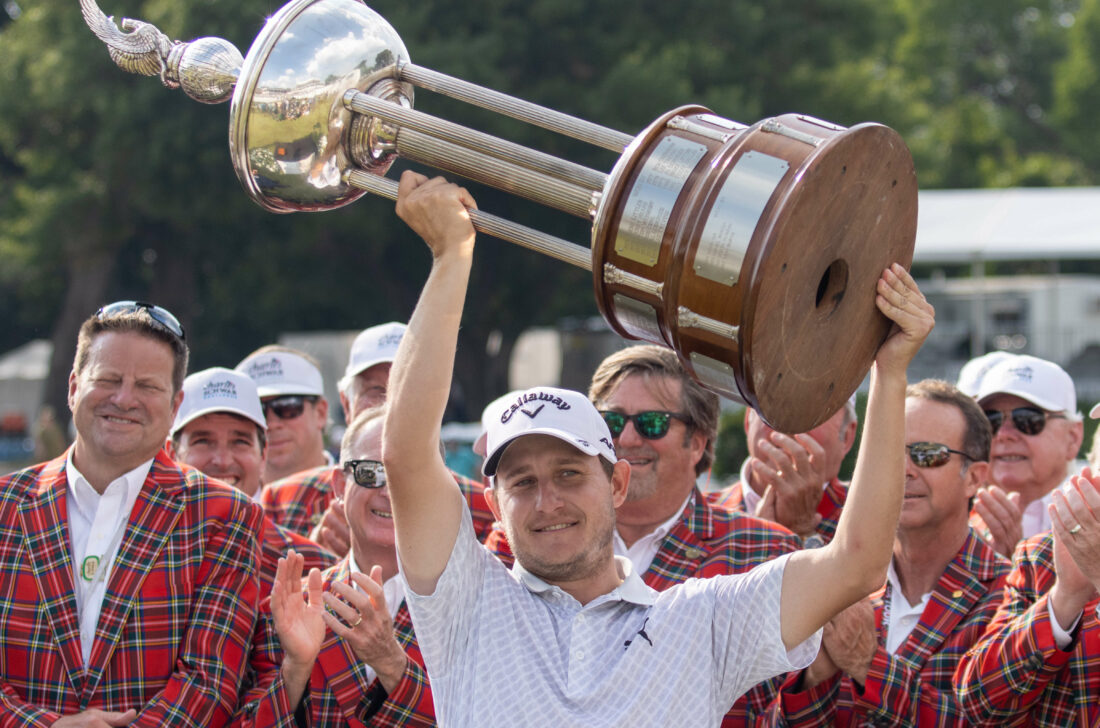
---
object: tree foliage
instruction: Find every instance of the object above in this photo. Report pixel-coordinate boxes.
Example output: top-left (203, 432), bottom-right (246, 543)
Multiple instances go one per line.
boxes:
top-left (1, 0), bottom-right (1097, 421)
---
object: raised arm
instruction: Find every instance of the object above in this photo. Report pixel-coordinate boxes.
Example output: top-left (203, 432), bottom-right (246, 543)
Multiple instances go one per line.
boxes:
top-left (383, 171), bottom-right (478, 595)
top-left (779, 264), bottom-right (934, 649)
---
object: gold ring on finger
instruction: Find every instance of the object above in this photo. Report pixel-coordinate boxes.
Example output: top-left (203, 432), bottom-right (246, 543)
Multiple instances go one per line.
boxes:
top-left (352, 614), bottom-right (363, 627)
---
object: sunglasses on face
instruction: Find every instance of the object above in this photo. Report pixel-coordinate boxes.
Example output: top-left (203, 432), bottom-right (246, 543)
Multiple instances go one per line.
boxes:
top-left (95, 300), bottom-right (186, 340)
top-left (343, 459), bottom-right (386, 488)
top-left (261, 395), bottom-right (317, 420)
top-left (906, 441), bottom-right (974, 468)
top-left (599, 410), bottom-right (689, 440)
top-left (983, 406), bottom-right (1065, 436)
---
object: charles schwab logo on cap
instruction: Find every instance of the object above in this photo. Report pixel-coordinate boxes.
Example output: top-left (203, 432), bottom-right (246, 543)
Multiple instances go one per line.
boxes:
top-left (245, 356), bottom-right (284, 382)
top-left (203, 379), bottom-right (238, 400)
top-left (1006, 365), bottom-right (1033, 383)
top-left (500, 390), bottom-right (573, 423)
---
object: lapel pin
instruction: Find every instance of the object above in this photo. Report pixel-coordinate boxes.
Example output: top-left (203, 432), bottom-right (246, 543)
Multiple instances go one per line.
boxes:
top-left (951, 590), bottom-right (963, 598)
top-left (81, 555), bottom-right (100, 582)
top-left (684, 547), bottom-right (704, 560)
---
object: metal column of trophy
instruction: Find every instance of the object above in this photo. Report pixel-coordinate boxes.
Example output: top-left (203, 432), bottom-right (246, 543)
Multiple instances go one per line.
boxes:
top-left (81, 0), bottom-right (917, 433)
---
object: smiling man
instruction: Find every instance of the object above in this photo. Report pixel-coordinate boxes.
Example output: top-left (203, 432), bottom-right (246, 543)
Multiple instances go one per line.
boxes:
top-left (237, 407), bottom-right (438, 727)
top-left (768, 379), bottom-right (1010, 726)
top-left (169, 367), bottom-right (335, 595)
top-left (0, 302), bottom-right (263, 726)
top-left (380, 172), bottom-right (934, 726)
top-left (970, 355), bottom-right (1083, 558)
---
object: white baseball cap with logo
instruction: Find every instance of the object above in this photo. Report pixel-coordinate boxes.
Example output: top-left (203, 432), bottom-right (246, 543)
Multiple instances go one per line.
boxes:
top-left (976, 354), bottom-right (1077, 413)
top-left (236, 350), bottom-right (324, 398)
top-left (956, 351), bottom-right (1016, 398)
top-left (173, 367), bottom-right (267, 436)
top-left (345, 322), bottom-right (406, 381)
top-left (482, 386), bottom-right (618, 478)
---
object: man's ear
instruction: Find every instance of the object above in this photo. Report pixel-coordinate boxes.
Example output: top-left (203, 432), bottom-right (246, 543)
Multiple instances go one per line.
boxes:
top-left (611, 460), bottom-right (631, 508)
top-left (963, 461), bottom-right (990, 501)
top-left (333, 464), bottom-right (347, 500)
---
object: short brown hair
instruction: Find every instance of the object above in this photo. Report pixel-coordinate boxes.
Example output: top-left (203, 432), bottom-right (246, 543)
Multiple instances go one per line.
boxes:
top-left (74, 309), bottom-right (189, 393)
top-left (906, 379), bottom-right (992, 463)
top-left (589, 345), bottom-right (719, 475)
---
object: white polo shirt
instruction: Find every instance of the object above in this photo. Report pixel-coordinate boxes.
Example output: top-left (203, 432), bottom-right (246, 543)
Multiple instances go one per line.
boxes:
top-left (402, 501), bottom-right (818, 727)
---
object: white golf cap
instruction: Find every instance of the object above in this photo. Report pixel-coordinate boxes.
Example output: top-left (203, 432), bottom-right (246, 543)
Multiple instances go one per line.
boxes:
top-left (236, 350), bottom-right (324, 398)
top-left (957, 351), bottom-right (1016, 398)
top-left (976, 354), bottom-right (1076, 413)
top-left (474, 390), bottom-right (525, 457)
top-left (173, 367), bottom-right (266, 435)
top-left (345, 322), bottom-right (406, 380)
top-left (482, 386), bottom-right (618, 477)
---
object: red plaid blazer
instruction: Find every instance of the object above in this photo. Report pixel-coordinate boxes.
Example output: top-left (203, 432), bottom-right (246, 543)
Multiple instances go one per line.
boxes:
top-left (261, 466), bottom-right (497, 543)
top-left (0, 449), bottom-right (264, 727)
top-left (766, 529), bottom-right (1010, 727)
top-left (954, 532), bottom-right (1100, 727)
top-left (257, 516), bottom-right (337, 600)
top-left (707, 477), bottom-right (848, 545)
top-left (236, 558), bottom-right (433, 728)
top-left (260, 466), bottom-right (337, 537)
top-left (484, 489), bottom-right (800, 726)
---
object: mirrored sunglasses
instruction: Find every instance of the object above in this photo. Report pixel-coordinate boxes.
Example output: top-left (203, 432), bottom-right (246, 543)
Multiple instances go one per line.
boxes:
top-left (599, 410), bottom-right (689, 440)
top-left (343, 459), bottom-right (386, 488)
top-left (261, 395), bottom-right (316, 420)
top-left (983, 406), bottom-right (1065, 436)
top-left (95, 300), bottom-right (185, 340)
top-left (906, 441), bottom-right (974, 468)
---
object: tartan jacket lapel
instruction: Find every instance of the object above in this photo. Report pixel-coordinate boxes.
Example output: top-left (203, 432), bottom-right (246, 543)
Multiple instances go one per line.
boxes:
top-left (81, 449), bottom-right (185, 700)
top-left (894, 530), bottom-right (1001, 669)
top-left (315, 559), bottom-right (369, 728)
top-left (15, 452), bottom-right (85, 694)
top-left (643, 491), bottom-right (712, 591)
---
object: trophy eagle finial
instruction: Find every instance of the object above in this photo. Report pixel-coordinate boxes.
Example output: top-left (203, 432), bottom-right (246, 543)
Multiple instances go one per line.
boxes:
top-left (79, 0), bottom-right (173, 77)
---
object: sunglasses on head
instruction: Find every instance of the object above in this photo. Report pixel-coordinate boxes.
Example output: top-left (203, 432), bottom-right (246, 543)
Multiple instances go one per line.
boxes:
top-left (95, 300), bottom-right (185, 340)
top-left (983, 406), bottom-right (1065, 436)
top-left (343, 459), bottom-right (386, 488)
top-left (906, 441), bottom-right (974, 468)
top-left (599, 410), bottom-right (689, 440)
top-left (261, 395), bottom-right (317, 420)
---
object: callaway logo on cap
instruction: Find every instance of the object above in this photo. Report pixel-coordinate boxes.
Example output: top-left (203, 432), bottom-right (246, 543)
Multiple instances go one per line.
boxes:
top-left (482, 386), bottom-right (617, 477)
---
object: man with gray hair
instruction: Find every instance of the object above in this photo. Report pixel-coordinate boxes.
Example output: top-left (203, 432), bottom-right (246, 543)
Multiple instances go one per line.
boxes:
top-left (970, 354), bottom-right (1083, 558)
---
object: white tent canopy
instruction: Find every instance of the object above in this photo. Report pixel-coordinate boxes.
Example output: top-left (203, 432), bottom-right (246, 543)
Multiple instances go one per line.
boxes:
top-left (915, 187), bottom-right (1100, 263)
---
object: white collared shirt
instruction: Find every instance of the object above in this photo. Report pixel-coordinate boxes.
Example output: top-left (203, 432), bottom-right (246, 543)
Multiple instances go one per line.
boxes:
top-left (612, 492), bottom-right (693, 575)
top-left (65, 455), bottom-right (153, 664)
top-left (883, 559), bottom-right (932, 654)
top-left (402, 500), bottom-right (818, 727)
top-left (1021, 490), bottom-right (1055, 541)
top-left (347, 551), bottom-right (405, 686)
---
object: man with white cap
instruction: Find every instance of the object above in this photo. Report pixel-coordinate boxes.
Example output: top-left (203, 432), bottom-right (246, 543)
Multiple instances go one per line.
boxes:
top-left (168, 367), bottom-right (335, 594)
top-left (379, 172), bottom-right (934, 725)
top-left (256, 326), bottom-right (403, 550)
top-left (712, 397), bottom-right (857, 547)
top-left (236, 346), bottom-right (331, 486)
top-left (971, 354), bottom-right (1083, 558)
